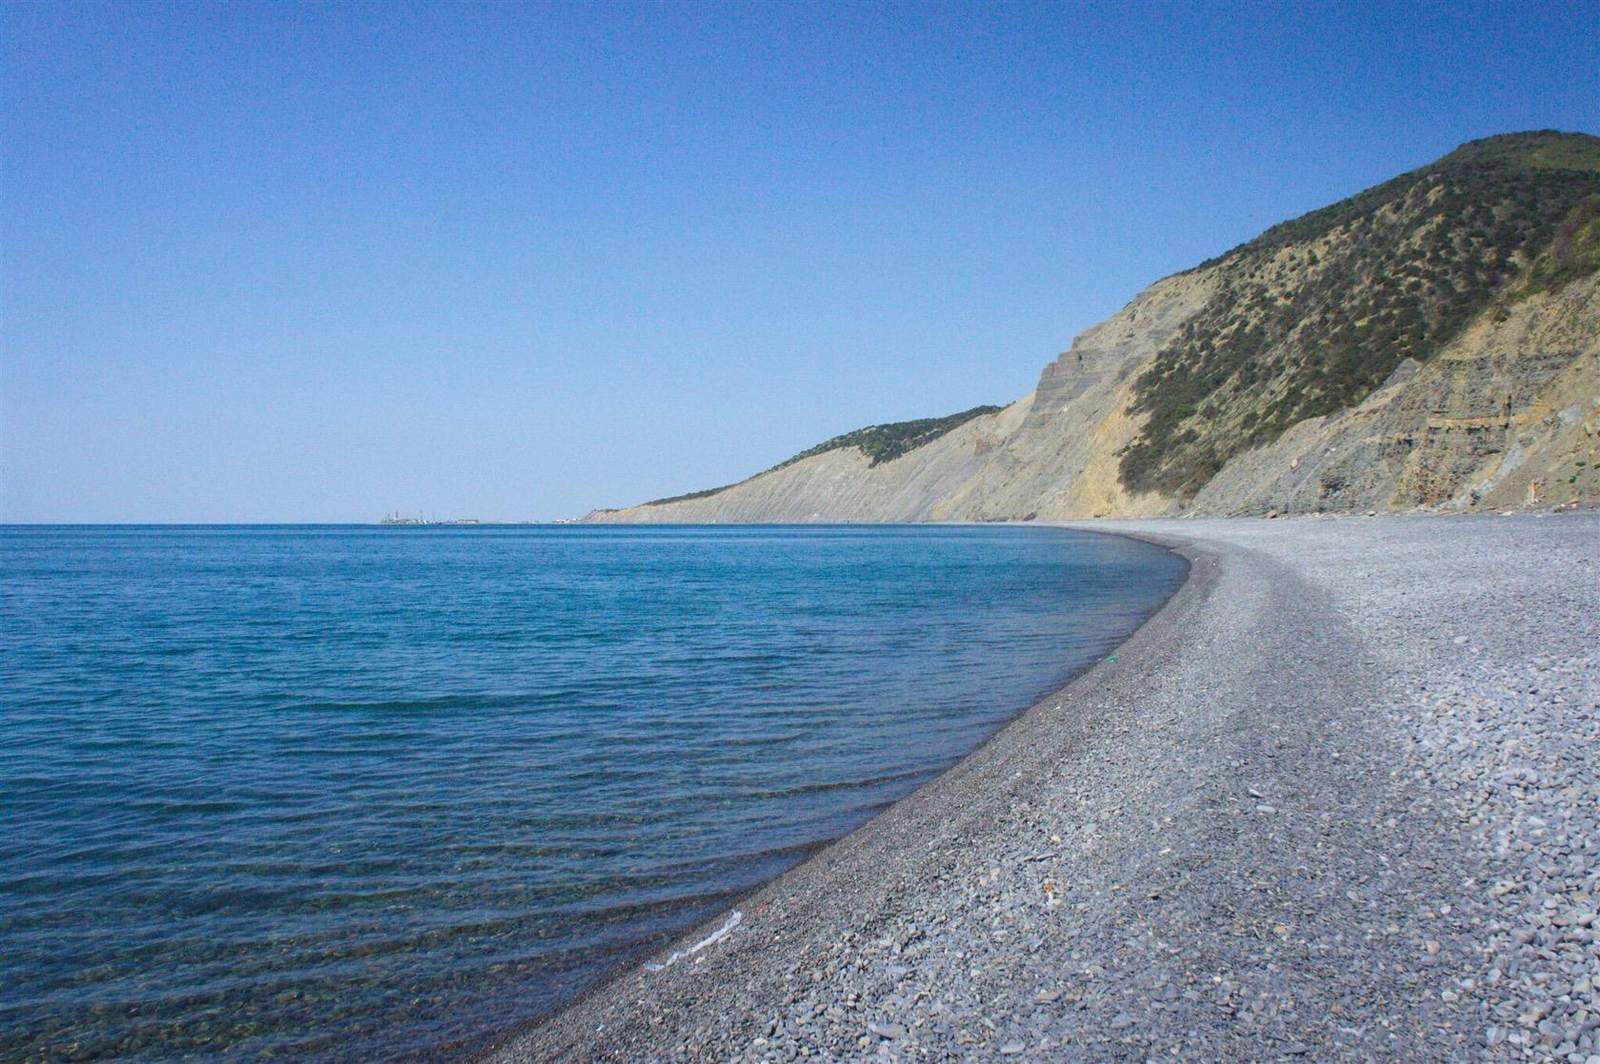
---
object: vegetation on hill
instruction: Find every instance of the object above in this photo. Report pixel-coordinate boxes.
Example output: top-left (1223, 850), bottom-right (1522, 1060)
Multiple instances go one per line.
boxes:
top-left (1121, 131), bottom-right (1600, 498)
top-left (780, 405), bottom-right (1004, 468)
top-left (642, 404), bottom-right (1002, 507)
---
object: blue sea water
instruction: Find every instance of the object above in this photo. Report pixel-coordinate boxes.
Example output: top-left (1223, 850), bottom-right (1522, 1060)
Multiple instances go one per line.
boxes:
top-left (0, 524), bottom-right (1185, 1062)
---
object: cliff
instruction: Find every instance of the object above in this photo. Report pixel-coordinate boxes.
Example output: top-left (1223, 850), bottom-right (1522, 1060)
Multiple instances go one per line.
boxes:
top-left (585, 132), bottom-right (1600, 523)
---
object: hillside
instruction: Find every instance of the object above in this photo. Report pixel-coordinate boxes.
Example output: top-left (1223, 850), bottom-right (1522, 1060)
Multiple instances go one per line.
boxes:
top-left (638, 406), bottom-right (1002, 507)
top-left (585, 132), bottom-right (1600, 523)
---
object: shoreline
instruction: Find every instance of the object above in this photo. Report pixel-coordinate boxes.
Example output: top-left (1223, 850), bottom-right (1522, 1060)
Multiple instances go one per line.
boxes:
top-left (453, 524), bottom-right (1195, 1061)
top-left (476, 514), bottom-right (1599, 1062)
top-left (467, 524), bottom-right (1204, 1061)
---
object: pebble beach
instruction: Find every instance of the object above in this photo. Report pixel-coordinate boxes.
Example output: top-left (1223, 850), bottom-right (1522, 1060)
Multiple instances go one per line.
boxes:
top-left (479, 514), bottom-right (1600, 1063)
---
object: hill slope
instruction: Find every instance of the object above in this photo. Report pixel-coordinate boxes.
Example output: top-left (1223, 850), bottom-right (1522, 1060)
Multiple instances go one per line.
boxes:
top-left (586, 132), bottom-right (1600, 523)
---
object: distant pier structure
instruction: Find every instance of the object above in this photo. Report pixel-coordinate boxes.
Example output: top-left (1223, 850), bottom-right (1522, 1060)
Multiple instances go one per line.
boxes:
top-left (377, 511), bottom-right (480, 526)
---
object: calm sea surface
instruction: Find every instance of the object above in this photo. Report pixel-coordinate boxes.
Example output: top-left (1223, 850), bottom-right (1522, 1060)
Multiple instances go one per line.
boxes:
top-left (1, 524), bottom-right (1185, 1062)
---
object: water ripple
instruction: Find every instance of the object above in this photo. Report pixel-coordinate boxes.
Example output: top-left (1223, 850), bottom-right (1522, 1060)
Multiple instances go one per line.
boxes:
top-left (0, 524), bottom-right (1184, 1062)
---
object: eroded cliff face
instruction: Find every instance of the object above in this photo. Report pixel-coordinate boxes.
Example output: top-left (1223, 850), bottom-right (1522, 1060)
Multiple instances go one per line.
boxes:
top-left (1190, 273), bottom-right (1600, 514)
top-left (584, 271), bottom-right (1214, 523)
top-left (584, 133), bottom-right (1600, 525)
top-left (585, 266), bottom-right (1597, 524)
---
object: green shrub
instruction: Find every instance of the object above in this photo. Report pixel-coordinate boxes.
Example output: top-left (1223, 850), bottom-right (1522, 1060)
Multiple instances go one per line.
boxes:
top-left (643, 404), bottom-right (1004, 507)
top-left (1121, 132), bottom-right (1600, 498)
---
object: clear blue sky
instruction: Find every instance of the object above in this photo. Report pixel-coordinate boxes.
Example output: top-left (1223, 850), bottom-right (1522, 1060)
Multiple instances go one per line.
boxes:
top-left (4, 0), bottom-right (1596, 522)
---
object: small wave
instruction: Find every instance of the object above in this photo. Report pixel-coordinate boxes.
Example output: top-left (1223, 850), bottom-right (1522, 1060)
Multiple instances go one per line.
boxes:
top-left (644, 910), bottom-right (741, 972)
top-left (735, 764), bottom-right (935, 801)
top-left (715, 730), bottom-right (809, 748)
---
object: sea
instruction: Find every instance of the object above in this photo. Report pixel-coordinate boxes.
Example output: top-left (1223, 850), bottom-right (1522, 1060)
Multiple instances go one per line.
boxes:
top-left (0, 524), bottom-right (1186, 1062)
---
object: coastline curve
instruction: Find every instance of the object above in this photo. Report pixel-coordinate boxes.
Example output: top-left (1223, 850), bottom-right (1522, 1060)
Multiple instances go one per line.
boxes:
top-left (473, 514), bottom-right (1600, 1061)
top-left (467, 526), bottom-right (1201, 1062)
